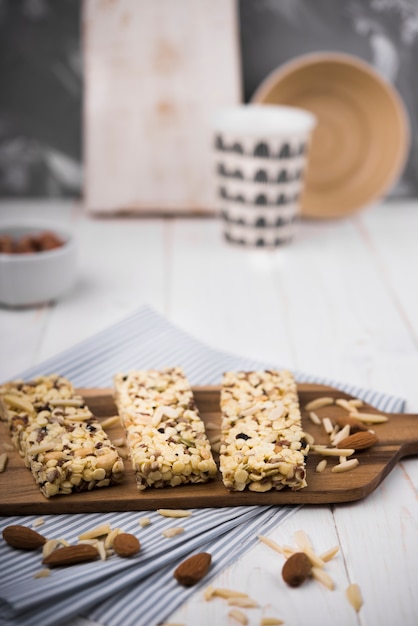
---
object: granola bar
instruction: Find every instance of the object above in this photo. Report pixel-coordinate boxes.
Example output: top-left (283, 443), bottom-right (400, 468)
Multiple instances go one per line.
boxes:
top-left (0, 375), bottom-right (125, 497)
top-left (114, 367), bottom-right (218, 490)
top-left (219, 370), bottom-right (307, 492)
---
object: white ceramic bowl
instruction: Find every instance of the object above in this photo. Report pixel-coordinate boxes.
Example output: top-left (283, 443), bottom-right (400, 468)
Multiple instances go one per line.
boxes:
top-left (0, 225), bottom-right (77, 307)
top-left (252, 53), bottom-right (410, 218)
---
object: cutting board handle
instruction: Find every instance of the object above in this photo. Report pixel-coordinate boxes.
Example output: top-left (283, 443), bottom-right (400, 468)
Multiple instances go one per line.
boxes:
top-left (391, 413), bottom-right (418, 458)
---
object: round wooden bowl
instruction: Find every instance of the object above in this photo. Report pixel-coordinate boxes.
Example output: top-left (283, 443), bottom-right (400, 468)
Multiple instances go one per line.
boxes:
top-left (252, 53), bottom-right (410, 219)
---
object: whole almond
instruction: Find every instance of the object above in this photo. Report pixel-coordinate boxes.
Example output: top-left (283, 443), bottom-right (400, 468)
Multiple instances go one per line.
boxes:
top-left (337, 431), bottom-right (378, 450)
top-left (335, 416), bottom-right (368, 433)
top-left (43, 544), bottom-right (98, 567)
top-left (282, 552), bottom-right (312, 587)
top-left (113, 533), bottom-right (141, 558)
top-left (174, 552), bottom-right (212, 587)
top-left (2, 525), bottom-right (47, 550)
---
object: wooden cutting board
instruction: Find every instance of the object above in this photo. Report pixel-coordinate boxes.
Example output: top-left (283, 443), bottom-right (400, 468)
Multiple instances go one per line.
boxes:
top-left (1, 384), bottom-right (417, 515)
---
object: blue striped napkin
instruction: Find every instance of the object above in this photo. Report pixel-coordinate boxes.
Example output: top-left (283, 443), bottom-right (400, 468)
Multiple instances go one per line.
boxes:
top-left (0, 506), bottom-right (295, 626)
top-left (13, 305), bottom-right (405, 413)
top-left (0, 305), bottom-right (405, 626)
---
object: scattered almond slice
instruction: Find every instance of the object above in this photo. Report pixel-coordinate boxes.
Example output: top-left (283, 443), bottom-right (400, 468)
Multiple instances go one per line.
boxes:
top-left (316, 459), bottom-right (327, 473)
top-left (95, 540), bottom-right (107, 560)
top-left (346, 583), bottom-right (363, 612)
top-left (33, 568), bottom-right (50, 579)
top-left (308, 411), bottom-right (322, 425)
top-left (311, 566), bottom-right (335, 590)
top-left (294, 530), bottom-right (312, 551)
top-left (319, 545), bottom-right (339, 562)
top-left (157, 509), bottom-right (192, 518)
top-left (348, 412), bottom-right (388, 424)
top-left (104, 528), bottom-right (121, 549)
top-left (311, 446), bottom-right (355, 457)
top-left (258, 534), bottom-right (289, 556)
top-left (162, 527), bottom-right (185, 538)
top-left (335, 398), bottom-right (353, 411)
top-left (0, 452), bottom-right (8, 473)
top-left (212, 588), bottom-right (249, 599)
top-left (331, 424), bottom-right (350, 446)
top-left (111, 437), bottom-right (126, 447)
top-left (78, 524), bottom-right (112, 540)
top-left (227, 597), bottom-right (259, 608)
top-left (203, 585), bottom-right (216, 601)
top-left (32, 517), bottom-right (45, 528)
top-left (322, 417), bottom-right (334, 435)
top-left (228, 608), bottom-right (248, 625)
top-left (42, 538), bottom-right (67, 559)
top-left (304, 397), bottom-right (334, 411)
top-left (332, 458), bottom-right (359, 473)
top-left (100, 415), bottom-right (120, 429)
top-left (138, 517), bottom-right (151, 528)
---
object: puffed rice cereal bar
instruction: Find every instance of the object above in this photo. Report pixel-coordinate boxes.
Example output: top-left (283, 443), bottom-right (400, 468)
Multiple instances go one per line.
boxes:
top-left (220, 370), bottom-right (307, 492)
top-left (0, 375), bottom-right (125, 498)
top-left (114, 367), bottom-right (218, 490)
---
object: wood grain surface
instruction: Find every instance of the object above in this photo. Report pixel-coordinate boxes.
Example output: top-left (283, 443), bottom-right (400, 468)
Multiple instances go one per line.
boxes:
top-left (1, 384), bottom-right (417, 515)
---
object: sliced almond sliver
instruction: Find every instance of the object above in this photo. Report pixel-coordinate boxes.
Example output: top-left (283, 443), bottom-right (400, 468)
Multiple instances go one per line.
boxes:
top-left (227, 597), bottom-right (259, 608)
top-left (346, 583), bottom-right (363, 611)
top-left (258, 534), bottom-right (288, 557)
top-left (311, 446), bottom-right (355, 457)
top-left (0, 452), bottom-right (8, 473)
top-left (293, 530), bottom-right (312, 551)
top-left (48, 398), bottom-right (85, 408)
top-left (349, 412), bottom-right (388, 424)
top-left (3, 394), bottom-right (34, 414)
top-left (78, 523), bottom-right (112, 540)
top-left (304, 397), bottom-right (334, 411)
top-left (316, 459), bottom-right (327, 473)
top-left (319, 545), bottom-right (339, 562)
top-left (157, 509), bottom-right (192, 518)
top-left (162, 527), bottom-right (184, 538)
top-left (100, 415), bottom-right (120, 429)
top-left (28, 442), bottom-right (62, 455)
top-left (331, 424), bottom-right (351, 446)
top-left (228, 608), bottom-right (248, 625)
top-left (33, 568), bottom-right (51, 579)
top-left (308, 411), bottom-right (322, 425)
top-left (213, 588), bottom-right (249, 599)
top-left (332, 458), bottom-right (359, 473)
top-left (322, 417), bottom-right (334, 434)
top-left (311, 566), bottom-right (335, 590)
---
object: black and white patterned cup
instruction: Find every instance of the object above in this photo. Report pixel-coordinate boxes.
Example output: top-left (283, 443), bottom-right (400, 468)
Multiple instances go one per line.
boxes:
top-left (212, 104), bottom-right (316, 247)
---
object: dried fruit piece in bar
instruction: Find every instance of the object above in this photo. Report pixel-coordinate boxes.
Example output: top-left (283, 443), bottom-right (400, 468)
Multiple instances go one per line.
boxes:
top-left (114, 367), bottom-right (218, 490)
top-left (219, 370), bottom-right (307, 492)
top-left (0, 375), bottom-right (125, 498)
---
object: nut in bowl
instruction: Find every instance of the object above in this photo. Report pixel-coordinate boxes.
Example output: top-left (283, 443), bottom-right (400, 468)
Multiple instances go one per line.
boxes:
top-left (0, 225), bottom-right (77, 307)
top-left (211, 104), bottom-right (316, 247)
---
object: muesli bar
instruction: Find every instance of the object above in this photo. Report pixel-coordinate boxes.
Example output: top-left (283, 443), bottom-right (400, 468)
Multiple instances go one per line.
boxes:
top-left (114, 367), bottom-right (218, 490)
top-left (0, 375), bottom-right (125, 497)
top-left (220, 370), bottom-right (307, 492)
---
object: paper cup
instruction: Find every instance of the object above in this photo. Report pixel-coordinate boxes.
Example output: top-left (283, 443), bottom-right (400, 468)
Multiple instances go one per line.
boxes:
top-left (212, 104), bottom-right (316, 247)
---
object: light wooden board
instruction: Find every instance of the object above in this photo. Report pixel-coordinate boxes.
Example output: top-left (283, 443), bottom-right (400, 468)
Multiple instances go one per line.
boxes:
top-left (1, 384), bottom-right (417, 515)
top-left (83, 0), bottom-right (241, 214)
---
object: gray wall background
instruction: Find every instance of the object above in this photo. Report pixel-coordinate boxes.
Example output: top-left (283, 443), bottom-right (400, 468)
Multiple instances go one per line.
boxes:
top-left (0, 0), bottom-right (82, 198)
top-left (0, 0), bottom-right (417, 199)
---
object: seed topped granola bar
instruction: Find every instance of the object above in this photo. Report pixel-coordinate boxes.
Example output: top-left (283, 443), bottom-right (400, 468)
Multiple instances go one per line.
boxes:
top-left (114, 367), bottom-right (218, 490)
top-left (220, 370), bottom-right (307, 492)
top-left (0, 375), bottom-right (125, 497)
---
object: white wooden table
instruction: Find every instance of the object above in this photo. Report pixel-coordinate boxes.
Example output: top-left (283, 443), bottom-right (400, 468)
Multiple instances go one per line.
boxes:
top-left (1, 200), bottom-right (417, 626)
